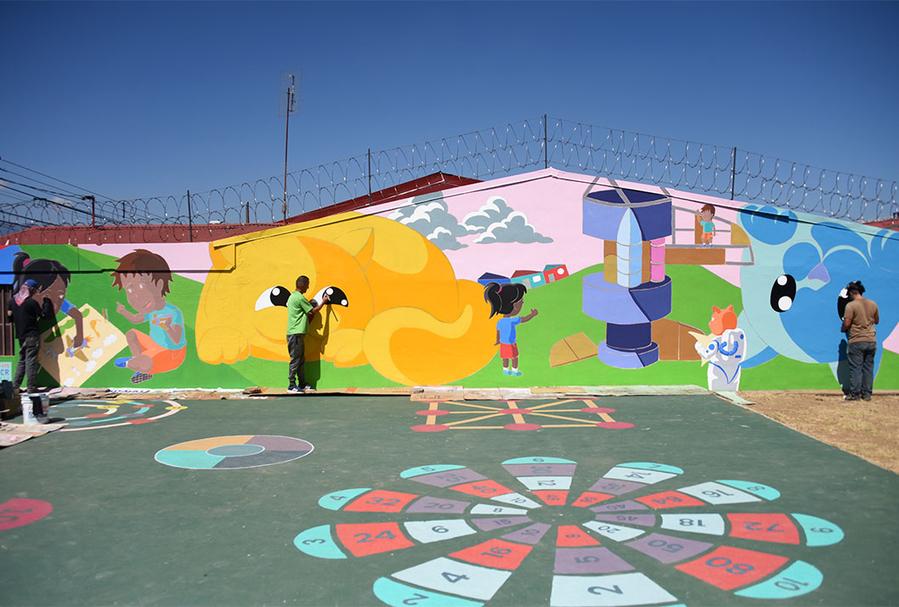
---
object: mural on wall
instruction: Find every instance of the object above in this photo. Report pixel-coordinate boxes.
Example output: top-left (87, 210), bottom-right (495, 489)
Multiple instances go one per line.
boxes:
top-left (736, 205), bottom-right (898, 384)
top-left (112, 249), bottom-right (186, 384)
top-left (483, 282), bottom-right (538, 377)
top-left (581, 188), bottom-right (673, 368)
top-left (691, 305), bottom-right (746, 391)
top-left (2, 169), bottom-right (896, 391)
top-left (194, 213), bottom-right (497, 385)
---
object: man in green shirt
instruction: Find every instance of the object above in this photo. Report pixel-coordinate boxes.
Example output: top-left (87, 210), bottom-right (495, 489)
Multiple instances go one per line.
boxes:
top-left (287, 275), bottom-right (329, 392)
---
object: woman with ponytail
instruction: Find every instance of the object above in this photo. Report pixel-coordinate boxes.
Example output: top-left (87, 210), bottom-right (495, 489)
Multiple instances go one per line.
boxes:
top-left (13, 252), bottom-right (85, 349)
top-left (483, 282), bottom-right (538, 376)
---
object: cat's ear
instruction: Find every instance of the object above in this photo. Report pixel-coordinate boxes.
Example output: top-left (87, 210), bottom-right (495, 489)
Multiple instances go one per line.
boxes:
top-left (712, 306), bottom-right (721, 314)
top-left (724, 304), bottom-right (734, 313)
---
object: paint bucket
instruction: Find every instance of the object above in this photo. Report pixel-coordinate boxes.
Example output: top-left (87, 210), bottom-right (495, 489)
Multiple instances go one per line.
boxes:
top-left (19, 393), bottom-right (47, 424)
top-left (20, 393), bottom-right (35, 425)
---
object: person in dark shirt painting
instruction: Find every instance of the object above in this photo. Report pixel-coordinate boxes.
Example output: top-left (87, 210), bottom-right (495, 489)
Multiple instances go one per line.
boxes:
top-left (7, 278), bottom-right (53, 395)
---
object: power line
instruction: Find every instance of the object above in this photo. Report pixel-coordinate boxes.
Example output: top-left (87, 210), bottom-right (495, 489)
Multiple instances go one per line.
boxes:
top-left (0, 166), bottom-right (84, 199)
top-left (0, 157), bottom-right (118, 203)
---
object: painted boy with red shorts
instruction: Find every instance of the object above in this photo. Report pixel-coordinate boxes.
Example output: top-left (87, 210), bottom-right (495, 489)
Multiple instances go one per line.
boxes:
top-left (112, 249), bottom-right (186, 384)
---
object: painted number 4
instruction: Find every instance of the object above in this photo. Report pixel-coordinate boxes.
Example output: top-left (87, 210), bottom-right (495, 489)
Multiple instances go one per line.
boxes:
top-left (442, 572), bottom-right (470, 583)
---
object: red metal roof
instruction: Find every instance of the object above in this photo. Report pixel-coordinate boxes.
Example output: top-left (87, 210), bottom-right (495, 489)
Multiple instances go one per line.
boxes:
top-left (284, 172), bottom-right (479, 224)
top-left (865, 217), bottom-right (899, 231)
top-left (1, 172), bottom-right (479, 245)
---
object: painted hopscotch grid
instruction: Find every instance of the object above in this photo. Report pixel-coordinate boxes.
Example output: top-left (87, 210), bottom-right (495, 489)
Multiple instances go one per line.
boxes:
top-left (411, 399), bottom-right (635, 433)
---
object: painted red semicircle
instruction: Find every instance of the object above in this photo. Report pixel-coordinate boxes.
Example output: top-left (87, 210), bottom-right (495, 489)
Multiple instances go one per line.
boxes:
top-left (0, 498), bottom-right (53, 531)
top-left (415, 410), bottom-right (451, 416)
top-left (504, 423), bottom-right (541, 431)
top-left (596, 421), bottom-right (634, 429)
top-left (410, 424), bottom-right (450, 433)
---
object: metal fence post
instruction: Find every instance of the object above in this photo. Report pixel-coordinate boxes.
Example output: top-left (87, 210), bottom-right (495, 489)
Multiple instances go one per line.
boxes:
top-left (730, 146), bottom-right (737, 200)
top-left (186, 189), bottom-right (194, 242)
top-left (368, 148), bottom-right (372, 197)
top-left (544, 114), bottom-right (549, 169)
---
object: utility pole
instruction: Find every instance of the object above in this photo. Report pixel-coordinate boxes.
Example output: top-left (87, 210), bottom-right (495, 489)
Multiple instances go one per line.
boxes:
top-left (282, 74), bottom-right (296, 222)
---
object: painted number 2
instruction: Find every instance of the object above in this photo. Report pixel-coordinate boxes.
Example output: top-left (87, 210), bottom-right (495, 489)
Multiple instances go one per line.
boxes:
top-left (354, 530), bottom-right (395, 543)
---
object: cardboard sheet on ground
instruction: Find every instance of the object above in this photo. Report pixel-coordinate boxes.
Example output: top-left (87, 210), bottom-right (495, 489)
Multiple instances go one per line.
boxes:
top-left (38, 305), bottom-right (127, 388)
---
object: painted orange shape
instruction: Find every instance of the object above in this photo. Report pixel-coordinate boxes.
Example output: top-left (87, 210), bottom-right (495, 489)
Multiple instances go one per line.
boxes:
top-left (556, 525), bottom-right (600, 547)
top-left (344, 490), bottom-right (418, 513)
top-left (570, 491), bottom-right (614, 508)
top-left (450, 538), bottom-right (532, 570)
top-left (675, 545), bottom-right (789, 590)
top-left (451, 480), bottom-right (514, 498)
top-left (727, 513), bottom-right (800, 545)
top-left (334, 522), bottom-right (414, 557)
top-left (532, 490), bottom-right (569, 506)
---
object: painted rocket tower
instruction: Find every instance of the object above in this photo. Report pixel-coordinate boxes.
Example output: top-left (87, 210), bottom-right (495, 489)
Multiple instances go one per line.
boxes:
top-left (582, 187), bottom-right (673, 367)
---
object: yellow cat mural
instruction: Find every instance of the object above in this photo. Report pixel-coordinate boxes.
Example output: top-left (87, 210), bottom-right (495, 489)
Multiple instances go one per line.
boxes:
top-left (195, 212), bottom-right (496, 385)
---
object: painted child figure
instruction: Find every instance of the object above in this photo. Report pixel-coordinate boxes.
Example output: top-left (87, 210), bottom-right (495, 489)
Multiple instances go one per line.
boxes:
top-left (691, 304), bottom-right (746, 391)
top-left (484, 283), bottom-right (538, 376)
top-left (696, 204), bottom-right (716, 247)
top-left (112, 249), bottom-right (186, 384)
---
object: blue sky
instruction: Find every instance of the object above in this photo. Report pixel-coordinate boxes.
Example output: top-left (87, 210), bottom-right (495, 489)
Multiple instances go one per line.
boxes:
top-left (2, 1), bottom-right (898, 200)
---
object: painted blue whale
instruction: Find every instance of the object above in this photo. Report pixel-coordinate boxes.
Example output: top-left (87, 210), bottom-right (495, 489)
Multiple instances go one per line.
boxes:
top-left (737, 205), bottom-right (898, 379)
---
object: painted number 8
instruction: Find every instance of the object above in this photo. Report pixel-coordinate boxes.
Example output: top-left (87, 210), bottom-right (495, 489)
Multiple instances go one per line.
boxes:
top-left (707, 557), bottom-right (754, 575)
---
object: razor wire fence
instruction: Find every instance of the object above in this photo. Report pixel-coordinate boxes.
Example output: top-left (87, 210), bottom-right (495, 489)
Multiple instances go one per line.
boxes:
top-left (2, 115), bottom-right (897, 238)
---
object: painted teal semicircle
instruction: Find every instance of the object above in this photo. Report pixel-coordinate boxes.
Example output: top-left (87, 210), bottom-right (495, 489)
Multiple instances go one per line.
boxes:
top-left (502, 456), bottom-right (576, 465)
top-left (293, 525), bottom-right (346, 559)
top-left (318, 488), bottom-right (370, 511)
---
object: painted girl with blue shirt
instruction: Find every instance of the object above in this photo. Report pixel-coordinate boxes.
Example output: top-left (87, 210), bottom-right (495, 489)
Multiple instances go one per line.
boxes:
top-left (484, 282), bottom-right (538, 376)
top-left (13, 252), bottom-right (85, 349)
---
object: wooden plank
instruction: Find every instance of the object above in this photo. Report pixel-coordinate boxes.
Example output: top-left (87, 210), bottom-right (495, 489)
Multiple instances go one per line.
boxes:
top-left (666, 247), bottom-right (727, 265)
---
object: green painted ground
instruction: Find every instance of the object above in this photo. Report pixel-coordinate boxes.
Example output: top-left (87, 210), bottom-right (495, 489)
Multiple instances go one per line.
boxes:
top-left (1, 395), bottom-right (896, 606)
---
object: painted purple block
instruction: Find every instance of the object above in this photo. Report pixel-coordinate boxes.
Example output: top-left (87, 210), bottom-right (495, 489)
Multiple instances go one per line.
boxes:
top-left (553, 547), bottom-right (635, 574)
top-left (632, 201), bottom-right (673, 241)
top-left (588, 479), bottom-right (645, 495)
top-left (594, 513), bottom-right (657, 527)
top-left (599, 340), bottom-right (660, 368)
top-left (503, 464), bottom-right (577, 477)
top-left (502, 523), bottom-right (551, 545)
top-left (583, 274), bottom-right (648, 324)
top-left (590, 500), bottom-right (649, 513)
top-left (625, 532), bottom-right (714, 564)
top-left (409, 468), bottom-right (486, 488)
top-left (213, 451), bottom-right (301, 469)
top-left (606, 323), bottom-right (652, 350)
top-left (248, 435), bottom-right (312, 452)
top-left (405, 496), bottom-right (470, 514)
top-left (472, 516), bottom-right (530, 531)
top-left (630, 276), bottom-right (672, 321)
top-left (582, 199), bottom-right (626, 240)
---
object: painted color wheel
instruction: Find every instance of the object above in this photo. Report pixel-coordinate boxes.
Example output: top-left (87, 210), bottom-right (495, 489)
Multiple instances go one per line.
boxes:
top-left (155, 435), bottom-right (314, 470)
top-left (294, 458), bottom-right (844, 607)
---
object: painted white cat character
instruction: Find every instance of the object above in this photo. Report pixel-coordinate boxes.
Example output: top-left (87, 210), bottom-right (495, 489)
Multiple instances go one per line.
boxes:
top-left (691, 305), bottom-right (746, 391)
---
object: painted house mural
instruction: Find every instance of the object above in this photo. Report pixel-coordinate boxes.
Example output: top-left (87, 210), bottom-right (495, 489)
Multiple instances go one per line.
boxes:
top-left (1, 168), bottom-right (897, 391)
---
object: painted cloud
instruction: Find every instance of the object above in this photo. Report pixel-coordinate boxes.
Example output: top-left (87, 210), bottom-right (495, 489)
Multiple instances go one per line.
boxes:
top-left (463, 196), bottom-right (553, 244)
top-left (388, 193), bottom-right (471, 250)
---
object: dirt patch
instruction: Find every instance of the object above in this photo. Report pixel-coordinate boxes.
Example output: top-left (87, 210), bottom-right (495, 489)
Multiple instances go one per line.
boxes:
top-left (740, 391), bottom-right (899, 474)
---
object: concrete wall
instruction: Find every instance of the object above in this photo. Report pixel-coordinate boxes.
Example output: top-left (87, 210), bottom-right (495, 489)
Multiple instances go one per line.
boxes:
top-left (2, 169), bottom-right (896, 391)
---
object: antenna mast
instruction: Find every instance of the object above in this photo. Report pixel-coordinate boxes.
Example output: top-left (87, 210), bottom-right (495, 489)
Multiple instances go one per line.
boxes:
top-left (282, 74), bottom-right (296, 222)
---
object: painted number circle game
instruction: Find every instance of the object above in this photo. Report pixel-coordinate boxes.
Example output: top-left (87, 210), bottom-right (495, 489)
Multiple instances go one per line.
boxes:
top-left (294, 457), bottom-right (844, 607)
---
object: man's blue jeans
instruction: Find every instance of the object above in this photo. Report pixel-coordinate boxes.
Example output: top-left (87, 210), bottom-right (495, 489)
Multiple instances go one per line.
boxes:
top-left (847, 341), bottom-right (876, 397)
